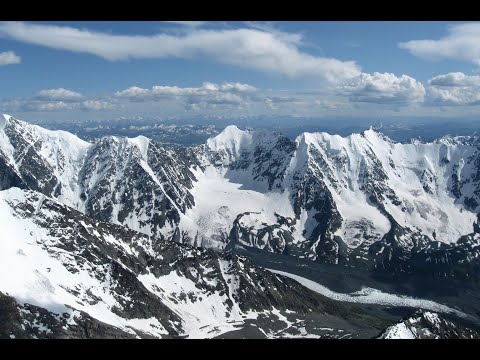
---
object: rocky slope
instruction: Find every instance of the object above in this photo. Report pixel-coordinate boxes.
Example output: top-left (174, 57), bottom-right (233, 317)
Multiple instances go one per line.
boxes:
top-left (378, 310), bottom-right (480, 339)
top-left (0, 186), bottom-right (394, 338)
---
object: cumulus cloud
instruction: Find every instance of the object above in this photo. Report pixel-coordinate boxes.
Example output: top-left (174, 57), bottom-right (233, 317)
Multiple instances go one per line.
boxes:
top-left (0, 21), bottom-right (360, 81)
top-left (201, 82), bottom-right (256, 92)
top-left (35, 88), bottom-right (84, 101)
top-left (114, 86), bottom-right (151, 100)
top-left (4, 87), bottom-right (116, 112)
top-left (0, 50), bottom-right (21, 66)
top-left (399, 23), bottom-right (480, 66)
top-left (427, 72), bottom-right (480, 105)
top-left (24, 101), bottom-right (75, 112)
top-left (428, 72), bottom-right (480, 87)
top-left (340, 72), bottom-right (426, 104)
top-left (115, 82), bottom-right (256, 106)
top-left (114, 82), bottom-right (261, 111)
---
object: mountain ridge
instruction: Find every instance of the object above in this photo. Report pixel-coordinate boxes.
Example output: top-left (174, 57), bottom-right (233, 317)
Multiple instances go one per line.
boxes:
top-left (2, 114), bottom-right (480, 338)
top-left (0, 186), bottom-right (397, 338)
top-left (1, 114), bottom-right (480, 277)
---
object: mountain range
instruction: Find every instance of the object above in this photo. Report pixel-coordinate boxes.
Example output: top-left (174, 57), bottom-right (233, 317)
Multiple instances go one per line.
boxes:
top-left (1, 114), bottom-right (480, 339)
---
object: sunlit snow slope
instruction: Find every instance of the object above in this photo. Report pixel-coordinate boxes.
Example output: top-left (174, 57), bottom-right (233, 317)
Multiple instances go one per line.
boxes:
top-left (3, 187), bottom-right (376, 338)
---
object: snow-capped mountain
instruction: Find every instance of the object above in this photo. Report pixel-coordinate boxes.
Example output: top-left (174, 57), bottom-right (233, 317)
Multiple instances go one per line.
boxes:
top-left (2, 114), bottom-right (480, 338)
top-left (0, 114), bottom-right (199, 238)
top-left (0, 186), bottom-right (395, 339)
top-left (183, 124), bottom-right (480, 277)
top-left (378, 310), bottom-right (480, 339)
top-left (2, 114), bottom-right (480, 279)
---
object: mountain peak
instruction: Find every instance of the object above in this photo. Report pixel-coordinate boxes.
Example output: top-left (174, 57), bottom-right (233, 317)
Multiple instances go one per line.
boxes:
top-left (362, 127), bottom-right (380, 136)
top-left (219, 124), bottom-right (245, 137)
top-left (361, 127), bottom-right (393, 144)
top-left (206, 125), bottom-right (252, 153)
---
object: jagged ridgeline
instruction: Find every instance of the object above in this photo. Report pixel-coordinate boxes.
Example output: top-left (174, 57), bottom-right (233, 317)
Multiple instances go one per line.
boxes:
top-left (1, 114), bottom-right (479, 277)
top-left (378, 310), bottom-right (480, 339)
top-left (1, 114), bottom-right (480, 339)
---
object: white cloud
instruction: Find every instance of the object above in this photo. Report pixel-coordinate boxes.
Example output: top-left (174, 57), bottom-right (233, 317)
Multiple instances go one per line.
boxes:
top-left (0, 21), bottom-right (360, 81)
top-left (115, 82), bottom-right (256, 100)
top-left (428, 72), bottom-right (480, 87)
top-left (0, 50), bottom-right (21, 66)
top-left (206, 82), bottom-right (257, 92)
top-left (154, 85), bottom-right (195, 96)
top-left (399, 23), bottom-right (480, 66)
top-left (23, 98), bottom-right (116, 112)
top-left (114, 86), bottom-right (151, 100)
top-left (7, 78), bottom-right (480, 119)
top-left (36, 88), bottom-right (84, 101)
top-left (340, 72), bottom-right (426, 104)
top-left (115, 82), bottom-right (259, 111)
top-left (427, 72), bottom-right (480, 105)
top-left (8, 87), bottom-right (115, 112)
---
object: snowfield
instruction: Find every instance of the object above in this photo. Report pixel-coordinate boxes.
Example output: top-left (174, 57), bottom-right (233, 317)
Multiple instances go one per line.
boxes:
top-left (179, 165), bottom-right (296, 250)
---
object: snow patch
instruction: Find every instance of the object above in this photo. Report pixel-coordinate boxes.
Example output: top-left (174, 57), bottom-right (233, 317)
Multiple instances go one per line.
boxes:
top-left (128, 136), bottom-right (150, 162)
top-left (381, 322), bottom-right (416, 339)
top-left (179, 166), bottom-right (295, 249)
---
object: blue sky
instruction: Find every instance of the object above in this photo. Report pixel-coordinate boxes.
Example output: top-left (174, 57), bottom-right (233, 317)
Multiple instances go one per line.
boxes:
top-left (1, 21), bottom-right (480, 123)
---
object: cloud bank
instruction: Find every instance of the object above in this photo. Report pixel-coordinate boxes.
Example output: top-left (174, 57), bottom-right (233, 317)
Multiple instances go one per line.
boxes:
top-left (399, 23), bottom-right (480, 66)
top-left (0, 21), bottom-right (360, 82)
top-left (6, 88), bottom-right (116, 112)
top-left (115, 82), bottom-right (257, 109)
top-left (427, 72), bottom-right (480, 105)
top-left (3, 73), bottom-right (480, 119)
top-left (340, 72), bottom-right (426, 104)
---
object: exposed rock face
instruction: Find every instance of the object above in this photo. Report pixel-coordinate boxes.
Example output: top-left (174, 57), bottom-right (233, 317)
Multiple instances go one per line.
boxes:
top-left (378, 310), bottom-right (480, 339)
top-left (0, 187), bottom-right (391, 339)
top-left (2, 115), bottom-right (480, 280)
top-left (0, 292), bottom-right (135, 339)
